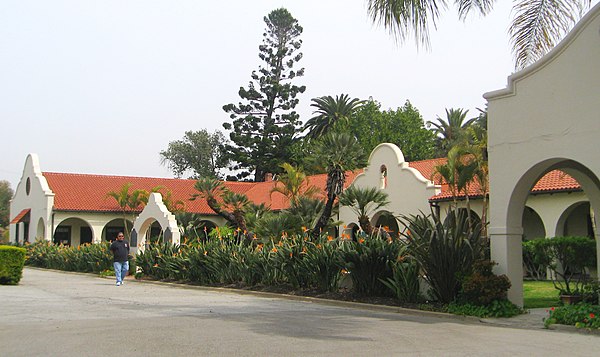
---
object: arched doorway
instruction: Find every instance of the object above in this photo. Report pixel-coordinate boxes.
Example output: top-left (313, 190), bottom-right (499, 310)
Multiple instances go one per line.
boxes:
top-left (372, 211), bottom-right (399, 239)
top-left (54, 217), bottom-right (93, 246)
top-left (491, 159), bottom-right (600, 305)
top-left (557, 201), bottom-right (594, 238)
top-left (102, 218), bottom-right (134, 242)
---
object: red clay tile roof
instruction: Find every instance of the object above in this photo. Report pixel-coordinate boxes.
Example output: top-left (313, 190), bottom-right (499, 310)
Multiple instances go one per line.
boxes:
top-left (10, 208), bottom-right (30, 224)
top-left (42, 170), bottom-right (361, 214)
top-left (413, 157), bottom-right (582, 202)
top-left (42, 161), bottom-right (579, 213)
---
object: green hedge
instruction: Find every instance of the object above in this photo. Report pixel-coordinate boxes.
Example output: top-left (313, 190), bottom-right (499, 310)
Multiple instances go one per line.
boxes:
top-left (0, 246), bottom-right (26, 285)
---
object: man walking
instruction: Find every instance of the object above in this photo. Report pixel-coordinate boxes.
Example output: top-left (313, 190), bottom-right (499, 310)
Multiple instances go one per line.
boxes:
top-left (109, 232), bottom-right (130, 286)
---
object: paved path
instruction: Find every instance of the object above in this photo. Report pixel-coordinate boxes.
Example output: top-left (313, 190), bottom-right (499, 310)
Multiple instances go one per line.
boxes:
top-left (1, 268), bottom-right (598, 356)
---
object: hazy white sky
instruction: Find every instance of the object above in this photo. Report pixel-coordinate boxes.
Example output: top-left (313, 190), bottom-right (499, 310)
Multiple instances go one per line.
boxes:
top-left (2, 0), bottom-right (522, 189)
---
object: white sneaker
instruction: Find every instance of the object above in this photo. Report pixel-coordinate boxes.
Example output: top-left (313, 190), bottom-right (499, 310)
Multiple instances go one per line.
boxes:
top-left (120, 280), bottom-right (124, 286)
top-left (116, 282), bottom-right (121, 286)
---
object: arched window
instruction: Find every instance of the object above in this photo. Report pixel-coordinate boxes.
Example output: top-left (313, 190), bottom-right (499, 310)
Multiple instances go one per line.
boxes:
top-left (380, 165), bottom-right (388, 189)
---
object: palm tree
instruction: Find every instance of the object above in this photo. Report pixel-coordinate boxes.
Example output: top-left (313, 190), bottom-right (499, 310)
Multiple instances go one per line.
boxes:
top-left (464, 110), bottom-right (489, 238)
top-left (191, 178), bottom-right (237, 227)
top-left (221, 191), bottom-right (250, 234)
top-left (366, 0), bottom-right (591, 69)
top-left (339, 186), bottom-right (390, 235)
top-left (311, 133), bottom-right (367, 238)
top-left (304, 94), bottom-right (365, 139)
top-left (428, 108), bottom-right (475, 156)
top-left (270, 163), bottom-right (319, 204)
top-left (433, 145), bottom-right (479, 232)
top-left (106, 183), bottom-right (149, 241)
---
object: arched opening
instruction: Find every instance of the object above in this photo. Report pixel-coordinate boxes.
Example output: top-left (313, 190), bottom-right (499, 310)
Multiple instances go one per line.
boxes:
top-left (557, 201), bottom-right (594, 238)
top-left (372, 211), bottom-right (399, 239)
top-left (443, 208), bottom-right (481, 228)
top-left (54, 217), bottom-right (93, 246)
top-left (342, 223), bottom-right (360, 241)
top-left (36, 217), bottom-right (45, 242)
top-left (196, 220), bottom-right (217, 241)
top-left (380, 165), bottom-right (388, 189)
top-left (500, 160), bottom-right (600, 305)
top-left (522, 206), bottom-right (545, 240)
top-left (102, 218), bottom-right (134, 242)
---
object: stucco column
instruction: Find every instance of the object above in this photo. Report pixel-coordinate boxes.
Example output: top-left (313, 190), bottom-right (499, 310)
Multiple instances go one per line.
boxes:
top-left (490, 226), bottom-right (524, 307)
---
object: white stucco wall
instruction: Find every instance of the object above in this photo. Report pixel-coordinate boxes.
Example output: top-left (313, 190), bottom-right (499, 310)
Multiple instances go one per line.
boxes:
top-left (485, 4), bottom-right (600, 305)
top-left (132, 193), bottom-right (180, 254)
top-left (9, 154), bottom-right (54, 243)
top-left (339, 143), bottom-right (440, 232)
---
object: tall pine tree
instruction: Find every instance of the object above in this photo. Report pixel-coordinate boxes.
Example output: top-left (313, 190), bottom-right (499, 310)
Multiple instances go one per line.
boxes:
top-left (223, 8), bottom-right (306, 182)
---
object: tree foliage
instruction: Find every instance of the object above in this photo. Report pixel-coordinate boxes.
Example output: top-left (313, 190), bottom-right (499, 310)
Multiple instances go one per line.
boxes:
top-left (106, 183), bottom-right (150, 240)
top-left (0, 181), bottom-right (14, 227)
top-left (223, 8), bottom-right (306, 182)
top-left (339, 99), bottom-right (436, 161)
top-left (160, 129), bottom-right (228, 179)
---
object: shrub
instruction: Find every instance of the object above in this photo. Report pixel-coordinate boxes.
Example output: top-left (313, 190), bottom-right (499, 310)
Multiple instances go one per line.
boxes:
top-left (299, 237), bottom-right (344, 292)
top-left (582, 281), bottom-right (600, 305)
top-left (460, 260), bottom-right (511, 306)
top-left (522, 239), bottom-right (551, 280)
top-left (341, 234), bottom-right (400, 296)
top-left (0, 245), bottom-right (26, 284)
top-left (534, 236), bottom-right (597, 295)
top-left (25, 240), bottom-right (113, 273)
top-left (380, 256), bottom-right (421, 303)
top-left (544, 303), bottom-right (600, 329)
top-left (448, 299), bottom-right (523, 318)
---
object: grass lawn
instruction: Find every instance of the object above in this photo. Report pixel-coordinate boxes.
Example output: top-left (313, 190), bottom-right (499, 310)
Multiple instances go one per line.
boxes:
top-left (523, 280), bottom-right (561, 309)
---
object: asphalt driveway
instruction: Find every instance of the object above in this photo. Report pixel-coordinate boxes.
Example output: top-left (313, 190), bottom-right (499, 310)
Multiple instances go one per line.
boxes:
top-left (1, 268), bottom-right (597, 356)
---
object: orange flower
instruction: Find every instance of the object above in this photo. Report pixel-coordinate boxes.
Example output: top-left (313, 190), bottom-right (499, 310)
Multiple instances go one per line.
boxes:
top-left (271, 247), bottom-right (278, 253)
top-left (302, 226), bottom-right (308, 232)
top-left (359, 238), bottom-right (365, 244)
top-left (340, 269), bottom-right (348, 275)
top-left (203, 251), bottom-right (208, 256)
top-left (316, 244), bottom-right (322, 249)
top-left (289, 252), bottom-right (293, 258)
top-left (327, 236), bottom-right (334, 241)
top-left (591, 313), bottom-right (596, 319)
top-left (153, 263), bottom-right (159, 267)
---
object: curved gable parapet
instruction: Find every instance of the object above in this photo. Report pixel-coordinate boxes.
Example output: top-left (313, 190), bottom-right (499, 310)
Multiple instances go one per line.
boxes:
top-left (16, 154), bottom-right (54, 198)
top-left (132, 193), bottom-right (181, 250)
top-left (367, 143), bottom-right (405, 164)
top-left (134, 193), bottom-right (178, 231)
top-left (353, 143), bottom-right (437, 190)
top-left (485, 3), bottom-right (600, 100)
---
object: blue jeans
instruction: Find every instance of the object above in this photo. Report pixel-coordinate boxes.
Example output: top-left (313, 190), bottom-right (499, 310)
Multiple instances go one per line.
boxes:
top-left (113, 261), bottom-right (129, 284)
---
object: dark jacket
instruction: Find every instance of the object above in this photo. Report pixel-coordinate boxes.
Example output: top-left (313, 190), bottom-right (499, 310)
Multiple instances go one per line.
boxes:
top-left (110, 240), bottom-right (130, 262)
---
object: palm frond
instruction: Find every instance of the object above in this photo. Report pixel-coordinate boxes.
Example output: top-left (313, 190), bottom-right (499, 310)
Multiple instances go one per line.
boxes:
top-left (367, 0), bottom-right (447, 48)
top-left (455, 0), bottom-right (495, 20)
top-left (510, 0), bottom-right (589, 69)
